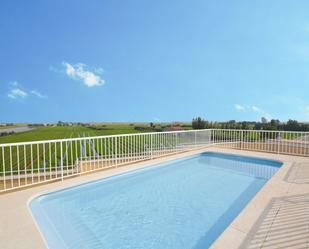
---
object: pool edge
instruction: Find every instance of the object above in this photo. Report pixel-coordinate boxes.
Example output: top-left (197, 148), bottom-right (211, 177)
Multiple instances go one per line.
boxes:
top-left (0, 147), bottom-right (306, 249)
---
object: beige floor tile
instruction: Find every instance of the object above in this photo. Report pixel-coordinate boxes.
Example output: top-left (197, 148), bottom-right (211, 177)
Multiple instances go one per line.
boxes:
top-left (210, 227), bottom-right (247, 249)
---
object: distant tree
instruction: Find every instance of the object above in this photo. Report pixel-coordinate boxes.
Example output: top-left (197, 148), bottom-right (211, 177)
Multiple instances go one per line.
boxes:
top-left (227, 120), bottom-right (237, 129)
top-left (254, 122), bottom-right (262, 130)
top-left (57, 121), bottom-right (64, 126)
top-left (261, 117), bottom-right (268, 124)
top-left (204, 121), bottom-right (210, 129)
top-left (270, 119), bottom-right (280, 130)
top-left (285, 119), bottom-right (300, 131)
top-left (299, 123), bottom-right (309, 131)
top-left (192, 117), bottom-right (206, 129)
top-left (188, 118), bottom-right (308, 132)
top-left (262, 119), bottom-right (280, 130)
top-left (240, 122), bottom-right (250, 130)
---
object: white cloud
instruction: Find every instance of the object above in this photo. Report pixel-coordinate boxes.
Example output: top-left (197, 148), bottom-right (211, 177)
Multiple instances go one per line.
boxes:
top-left (235, 104), bottom-right (245, 111)
top-left (7, 88), bottom-right (28, 99)
top-left (234, 104), bottom-right (272, 119)
top-left (7, 82), bottom-right (47, 100)
top-left (31, 90), bottom-right (47, 99)
top-left (62, 62), bottom-right (105, 87)
top-left (251, 106), bottom-right (260, 112)
top-left (9, 81), bottom-right (19, 87)
top-left (252, 105), bottom-right (272, 119)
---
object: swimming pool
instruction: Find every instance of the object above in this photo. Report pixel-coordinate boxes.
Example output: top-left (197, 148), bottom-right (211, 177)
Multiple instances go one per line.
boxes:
top-left (30, 152), bottom-right (282, 249)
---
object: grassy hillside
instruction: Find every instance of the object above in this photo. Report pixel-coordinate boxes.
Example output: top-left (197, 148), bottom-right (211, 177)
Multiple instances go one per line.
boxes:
top-left (0, 124), bottom-right (147, 144)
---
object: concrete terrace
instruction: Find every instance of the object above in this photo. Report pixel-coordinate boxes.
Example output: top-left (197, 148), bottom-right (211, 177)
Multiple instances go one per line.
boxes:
top-left (0, 147), bottom-right (309, 249)
top-left (211, 148), bottom-right (309, 249)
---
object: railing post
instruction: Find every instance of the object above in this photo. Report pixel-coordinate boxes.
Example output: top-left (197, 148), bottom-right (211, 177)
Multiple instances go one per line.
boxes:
top-left (115, 137), bottom-right (118, 166)
top-left (60, 142), bottom-right (64, 181)
top-left (150, 133), bottom-right (153, 159)
top-left (1, 146), bottom-right (6, 190)
top-left (241, 130), bottom-right (244, 150)
top-left (277, 131), bottom-right (280, 154)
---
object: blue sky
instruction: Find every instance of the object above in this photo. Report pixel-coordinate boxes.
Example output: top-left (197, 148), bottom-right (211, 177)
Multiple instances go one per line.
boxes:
top-left (1, 0), bottom-right (309, 123)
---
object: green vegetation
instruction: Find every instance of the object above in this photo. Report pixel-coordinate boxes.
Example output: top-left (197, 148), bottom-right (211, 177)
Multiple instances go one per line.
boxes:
top-left (1, 117), bottom-right (309, 145)
top-left (0, 124), bottom-right (144, 144)
top-left (0, 123), bottom-right (183, 174)
top-left (191, 117), bottom-right (309, 132)
top-left (0, 122), bottom-right (195, 144)
top-left (192, 117), bottom-right (207, 129)
top-left (0, 126), bottom-right (88, 144)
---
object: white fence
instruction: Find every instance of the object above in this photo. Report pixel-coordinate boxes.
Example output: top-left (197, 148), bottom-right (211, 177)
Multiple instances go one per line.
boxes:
top-left (212, 129), bottom-right (309, 156)
top-left (1, 129), bottom-right (309, 192)
top-left (0, 129), bottom-right (211, 192)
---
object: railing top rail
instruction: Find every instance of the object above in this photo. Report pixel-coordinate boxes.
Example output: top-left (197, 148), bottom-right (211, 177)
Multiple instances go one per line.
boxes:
top-left (1, 128), bottom-right (308, 147)
top-left (0, 129), bottom-right (212, 147)
top-left (212, 129), bottom-right (309, 134)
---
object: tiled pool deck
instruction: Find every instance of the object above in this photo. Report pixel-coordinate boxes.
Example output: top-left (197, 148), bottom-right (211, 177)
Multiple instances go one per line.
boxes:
top-left (0, 147), bottom-right (308, 249)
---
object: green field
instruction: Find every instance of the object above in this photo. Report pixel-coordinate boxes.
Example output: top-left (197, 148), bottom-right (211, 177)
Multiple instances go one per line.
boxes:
top-left (0, 124), bottom-right (184, 174)
top-left (0, 122), bottom-right (194, 145)
top-left (0, 123), bottom-right (304, 145)
top-left (0, 124), bottom-right (148, 144)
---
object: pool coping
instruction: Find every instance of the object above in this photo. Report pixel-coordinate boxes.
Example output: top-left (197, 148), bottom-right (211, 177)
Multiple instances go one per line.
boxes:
top-left (0, 147), bottom-right (308, 249)
top-left (210, 149), bottom-right (309, 249)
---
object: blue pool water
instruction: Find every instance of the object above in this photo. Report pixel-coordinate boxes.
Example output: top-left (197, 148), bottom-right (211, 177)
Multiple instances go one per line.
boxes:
top-left (30, 152), bottom-right (282, 249)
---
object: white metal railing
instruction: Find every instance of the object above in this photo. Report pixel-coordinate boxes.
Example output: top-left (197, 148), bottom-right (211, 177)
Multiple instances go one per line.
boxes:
top-left (212, 129), bottom-right (309, 157)
top-left (0, 129), bottom-right (212, 192)
top-left (0, 129), bottom-right (309, 192)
